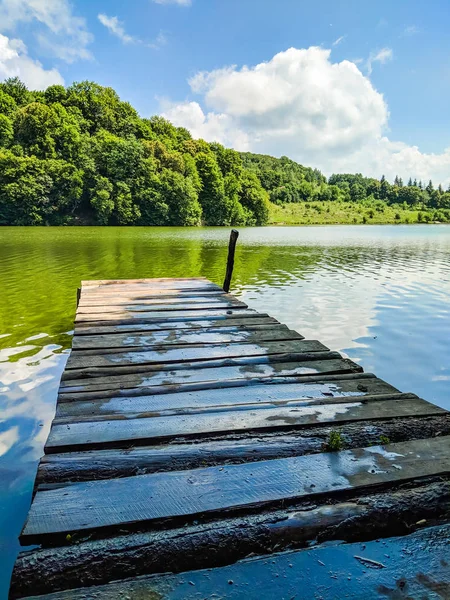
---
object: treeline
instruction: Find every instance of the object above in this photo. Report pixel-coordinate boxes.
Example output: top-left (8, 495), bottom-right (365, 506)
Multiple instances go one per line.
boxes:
top-left (0, 78), bottom-right (268, 226)
top-left (242, 153), bottom-right (450, 210)
top-left (0, 77), bottom-right (449, 226)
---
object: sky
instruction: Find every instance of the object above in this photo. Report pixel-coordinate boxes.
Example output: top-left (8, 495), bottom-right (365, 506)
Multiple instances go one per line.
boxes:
top-left (0, 0), bottom-right (450, 184)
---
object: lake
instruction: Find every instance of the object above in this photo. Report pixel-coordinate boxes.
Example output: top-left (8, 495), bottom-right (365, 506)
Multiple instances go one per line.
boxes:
top-left (1, 224), bottom-right (450, 595)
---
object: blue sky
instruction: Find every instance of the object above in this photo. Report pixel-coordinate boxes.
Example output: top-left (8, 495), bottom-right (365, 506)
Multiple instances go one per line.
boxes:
top-left (1, 0), bottom-right (450, 183)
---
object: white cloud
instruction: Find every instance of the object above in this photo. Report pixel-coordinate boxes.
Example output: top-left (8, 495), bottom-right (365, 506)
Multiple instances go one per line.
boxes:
top-left (332, 35), bottom-right (346, 46)
top-left (161, 46), bottom-right (450, 185)
top-left (149, 31), bottom-right (167, 49)
top-left (0, 33), bottom-right (64, 89)
top-left (152, 0), bottom-right (191, 5)
top-left (98, 14), bottom-right (166, 50)
top-left (98, 14), bottom-right (135, 44)
top-left (0, 0), bottom-right (93, 62)
top-left (402, 25), bottom-right (419, 36)
top-left (367, 47), bottom-right (393, 74)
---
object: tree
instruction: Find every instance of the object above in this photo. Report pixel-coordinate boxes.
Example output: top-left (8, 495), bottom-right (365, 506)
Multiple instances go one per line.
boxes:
top-left (0, 89), bottom-right (17, 117)
top-left (350, 182), bottom-right (365, 202)
top-left (238, 170), bottom-right (269, 226)
top-left (114, 181), bottom-right (140, 224)
top-left (90, 176), bottom-right (114, 224)
top-left (195, 152), bottom-right (229, 225)
top-left (397, 185), bottom-right (422, 206)
top-left (0, 77), bottom-right (30, 105)
top-left (0, 114), bottom-right (13, 146)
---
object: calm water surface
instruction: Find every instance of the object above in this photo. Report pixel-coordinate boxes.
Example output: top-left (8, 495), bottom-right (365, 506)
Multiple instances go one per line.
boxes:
top-left (1, 225), bottom-right (450, 594)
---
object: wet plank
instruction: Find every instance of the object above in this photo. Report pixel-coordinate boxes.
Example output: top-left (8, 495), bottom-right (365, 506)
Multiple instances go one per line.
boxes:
top-left (71, 326), bottom-right (303, 350)
top-left (46, 396), bottom-right (445, 451)
top-left (74, 308), bottom-right (264, 324)
top-left (81, 289), bottom-right (227, 298)
top-left (18, 525), bottom-right (448, 600)
top-left (38, 415), bottom-right (450, 484)
top-left (65, 340), bottom-right (329, 370)
top-left (76, 299), bottom-right (247, 315)
top-left (78, 295), bottom-right (242, 308)
top-left (57, 373), bottom-right (393, 404)
top-left (58, 356), bottom-right (358, 394)
top-left (82, 277), bottom-right (219, 287)
top-left (21, 436), bottom-right (450, 541)
top-left (61, 351), bottom-right (347, 382)
top-left (74, 316), bottom-right (279, 336)
top-left (55, 391), bottom-right (418, 424)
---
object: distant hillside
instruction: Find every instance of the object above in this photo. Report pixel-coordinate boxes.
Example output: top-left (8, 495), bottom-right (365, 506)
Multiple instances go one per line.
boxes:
top-left (0, 77), bottom-right (449, 226)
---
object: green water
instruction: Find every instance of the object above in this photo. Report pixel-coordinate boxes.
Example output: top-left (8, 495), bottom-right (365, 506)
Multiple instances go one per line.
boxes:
top-left (1, 225), bottom-right (450, 594)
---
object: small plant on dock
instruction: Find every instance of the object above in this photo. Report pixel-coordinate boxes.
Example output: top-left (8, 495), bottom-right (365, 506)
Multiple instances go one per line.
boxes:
top-left (327, 430), bottom-right (343, 451)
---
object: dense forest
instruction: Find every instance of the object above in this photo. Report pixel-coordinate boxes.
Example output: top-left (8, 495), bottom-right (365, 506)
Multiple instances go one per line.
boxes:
top-left (1, 77), bottom-right (449, 226)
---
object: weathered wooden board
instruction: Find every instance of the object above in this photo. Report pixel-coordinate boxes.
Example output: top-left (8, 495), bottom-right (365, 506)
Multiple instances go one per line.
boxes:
top-left (55, 391), bottom-right (417, 424)
top-left (22, 436), bottom-right (450, 541)
top-left (78, 295), bottom-right (243, 308)
top-left (76, 299), bottom-right (247, 315)
top-left (75, 308), bottom-right (262, 324)
top-left (81, 289), bottom-right (227, 298)
top-left (82, 277), bottom-right (220, 288)
top-left (46, 396), bottom-right (445, 451)
top-left (71, 326), bottom-right (303, 350)
top-left (18, 525), bottom-right (448, 600)
top-left (80, 280), bottom-right (223, 293)
top-left (65, 340), bottom-right (329, 370)
top-left (58, 356), bottom-right (360, 396)
top-left (60, 353), bottom-right (365, 384)
top-left (74, 316), bottom-right (279, 336)
top-left (38, 415), bottom-right (450, 484)
top-left (57, 373), bottom-right (393, 404)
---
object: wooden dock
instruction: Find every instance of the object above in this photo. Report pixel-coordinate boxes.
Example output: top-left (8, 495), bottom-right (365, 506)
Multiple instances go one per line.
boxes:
top-left (10, 277), bottom-right (450, 599)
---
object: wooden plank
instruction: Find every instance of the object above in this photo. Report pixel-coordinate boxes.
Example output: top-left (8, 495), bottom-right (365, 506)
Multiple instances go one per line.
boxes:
top-left (46, 396), bottom-right (445, 451)
top-left (11, 486), bottom-right (450, 598)
top-left (76, 299), bottom-right (247, 315)
top-left (65, 340), bottom-right (329, 370)
top-left (74, 308), bottom-right (264, 324)
top-left (81, 289), bottom-right (227, 298)
top-left (57, 373), bottom-right (393, 403)
top-left (21, 436), bottom-right (450, 541)
top-left (81, 278), bottom-right (221, 290)
top-left (71, 326), bottom-right (303, 350)
top-left (37, 415), bottom-right (450, 484)
top-left (78, 295), bottom-right (242, 308)
top-left (54, 392), bottom-right (417, 424)
top-left (74, 317), bottom-right (279, 336)
top-left (58, 356), bottom-right (359, 395)
top-left (60, 353), bottom-right (362, 382)
top-left (18, 525), bottom-right (449, 600)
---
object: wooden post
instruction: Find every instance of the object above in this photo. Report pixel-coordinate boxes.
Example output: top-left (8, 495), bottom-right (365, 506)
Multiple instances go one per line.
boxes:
top-left (223, 229), bottom-right (239, 293)
top-left (76, 287), bottom-right (81, 308)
